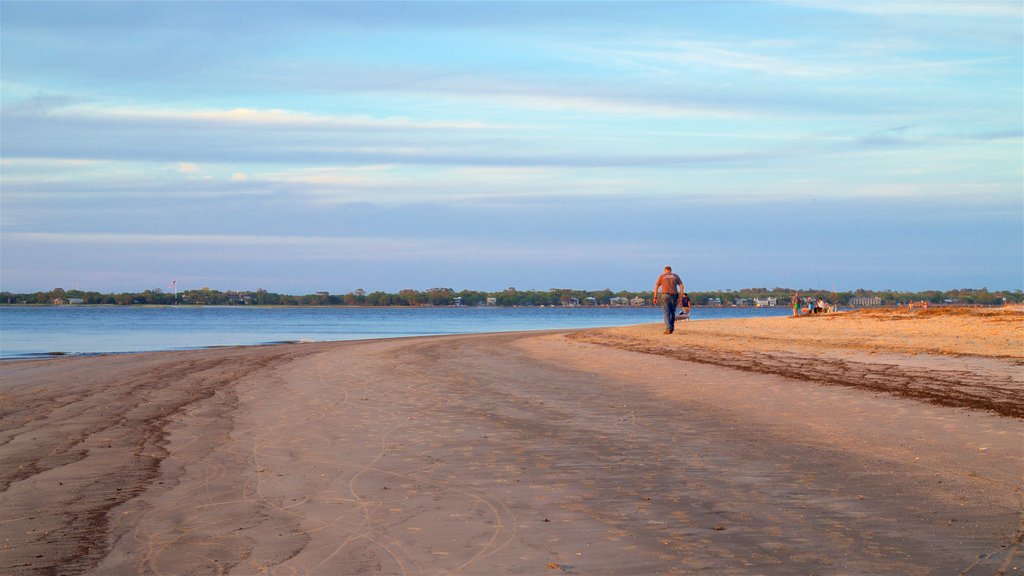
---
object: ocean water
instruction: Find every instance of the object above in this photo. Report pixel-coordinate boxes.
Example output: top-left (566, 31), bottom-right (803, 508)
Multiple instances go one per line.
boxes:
top-left (0, 305), bottom-right (794, 359)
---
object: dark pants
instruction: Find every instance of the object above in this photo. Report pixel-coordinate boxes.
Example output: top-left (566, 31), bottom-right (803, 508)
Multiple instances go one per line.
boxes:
top-left (661, 293), bottom-right (678, 332)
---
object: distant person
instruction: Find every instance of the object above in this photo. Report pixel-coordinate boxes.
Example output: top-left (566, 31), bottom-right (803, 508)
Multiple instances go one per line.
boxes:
top-left (791, 292), bottom-right (801, 317)
top-left (653, 265), bottom-right (683, 334)
top-left (815, 297), bottom-right (825, 314)
top-left (677, 292), bottom-right (692, 320)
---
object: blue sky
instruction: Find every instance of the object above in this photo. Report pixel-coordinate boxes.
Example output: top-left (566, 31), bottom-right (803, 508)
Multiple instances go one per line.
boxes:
top-left (2, 1), bottom-right (1021, 294)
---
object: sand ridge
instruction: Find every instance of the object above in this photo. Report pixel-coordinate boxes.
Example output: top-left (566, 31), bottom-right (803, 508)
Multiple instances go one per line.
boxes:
top-left (568, 306), bottom-right (1024, 418)
top-left (596, 306), bottom-right (1024, 359)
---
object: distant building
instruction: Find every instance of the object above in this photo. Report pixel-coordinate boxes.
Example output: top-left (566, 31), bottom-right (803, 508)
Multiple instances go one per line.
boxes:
top-left (609, 296), bottom-right (630, 306)
top-left (486, 297), bottom-right (497, 306)
top-left (754, 297), bottom-right (777, 307)
top-left (706, 297), bottom-right (722, 306)
top-left (849, 296), bottom-right (882, 307)
top-left (584, 297), bottom-right (598, 306)
top-left (733, 298), bottom-right (750, 307)
top-left (68, 298), bottom-right (84, 305)
top-left (630, 296), bottom-right (647, 306)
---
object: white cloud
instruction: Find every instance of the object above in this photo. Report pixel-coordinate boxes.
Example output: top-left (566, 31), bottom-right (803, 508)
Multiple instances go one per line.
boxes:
top-left (0, 157), bottom-right (103, 168)
top-left (485, 90), bottom-right (744, 118)
top-left (177, 162), bottom-right (199, 173)
top-left (230, 172), bottom-right (248, 182)
top-left (607, 41), bottom-right (842, 78)
top-left (37, 104), bottom-right (509, 132)
top-left (260, 164), bottom-right (652, 205)
top-left (790, 1), bottom-right (1021, 18)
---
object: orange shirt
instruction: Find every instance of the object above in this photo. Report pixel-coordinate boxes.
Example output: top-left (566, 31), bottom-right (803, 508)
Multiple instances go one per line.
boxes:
top-left (656, 273), bottom-right (682, 294)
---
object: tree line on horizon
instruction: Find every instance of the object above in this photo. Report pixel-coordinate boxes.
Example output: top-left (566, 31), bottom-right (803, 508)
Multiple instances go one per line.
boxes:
top-left (4, 286), bottom-right (1020, 307)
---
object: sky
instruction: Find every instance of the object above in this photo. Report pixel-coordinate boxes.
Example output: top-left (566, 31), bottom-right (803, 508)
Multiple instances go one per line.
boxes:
top-left (1, 1), bottom-right (1021, 294)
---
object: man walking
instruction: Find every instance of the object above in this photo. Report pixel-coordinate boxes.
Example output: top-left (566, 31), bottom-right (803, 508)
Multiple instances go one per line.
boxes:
top-left (653, 265), bottom-right (683, 334)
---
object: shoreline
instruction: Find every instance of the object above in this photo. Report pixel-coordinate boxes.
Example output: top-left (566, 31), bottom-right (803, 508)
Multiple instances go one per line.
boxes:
top-left (2, 310), bottom-right (1021, 574)
top-left (0, 330), bottom-right (574, 363)
top-left (0, 307), bottom-right (790, 361)
top-left (5, 304), bottom-right (1018, 361)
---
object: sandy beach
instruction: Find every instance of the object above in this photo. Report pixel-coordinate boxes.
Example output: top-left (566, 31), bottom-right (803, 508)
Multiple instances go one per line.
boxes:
top-left (1, 308), bottom-right (1021, 575)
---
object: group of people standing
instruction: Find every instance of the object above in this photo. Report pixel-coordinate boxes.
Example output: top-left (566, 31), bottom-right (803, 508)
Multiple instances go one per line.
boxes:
top-left (653, 266), bottom-right (690, 334)
top-left (791, 292), bottom-right (830, 316)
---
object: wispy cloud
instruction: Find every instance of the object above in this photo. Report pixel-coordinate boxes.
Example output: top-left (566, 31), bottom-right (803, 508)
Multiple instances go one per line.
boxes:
top-left (791, 0), bottom-right (1022, 18)
top-left (6, 100), bottom-right (509, 132)
top-left (591, 40), bottom-right (841, 78)
top-left (261, 164), bottom-right (651, 204)
top-left (574, 36), bottom-right (1017, 87)
top-left (1, 96), bottom-right (810, 169)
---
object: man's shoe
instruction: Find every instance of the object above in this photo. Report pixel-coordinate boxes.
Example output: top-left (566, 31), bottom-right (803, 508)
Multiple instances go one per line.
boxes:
top-left (664, 329), bottom-right (672, 334)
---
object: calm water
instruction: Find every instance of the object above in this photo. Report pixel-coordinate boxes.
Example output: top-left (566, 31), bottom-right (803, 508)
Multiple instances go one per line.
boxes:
top-left (0, 306), bottom-right (794, 359)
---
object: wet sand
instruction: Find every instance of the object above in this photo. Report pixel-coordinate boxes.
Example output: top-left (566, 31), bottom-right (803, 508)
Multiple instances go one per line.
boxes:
top-left (1, 309), bottom-right (1021, 574)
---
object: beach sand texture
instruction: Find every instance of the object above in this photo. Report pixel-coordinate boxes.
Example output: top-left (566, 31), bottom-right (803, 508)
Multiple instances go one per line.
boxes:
top-left (1, 307), bottom-right (1021, 575)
